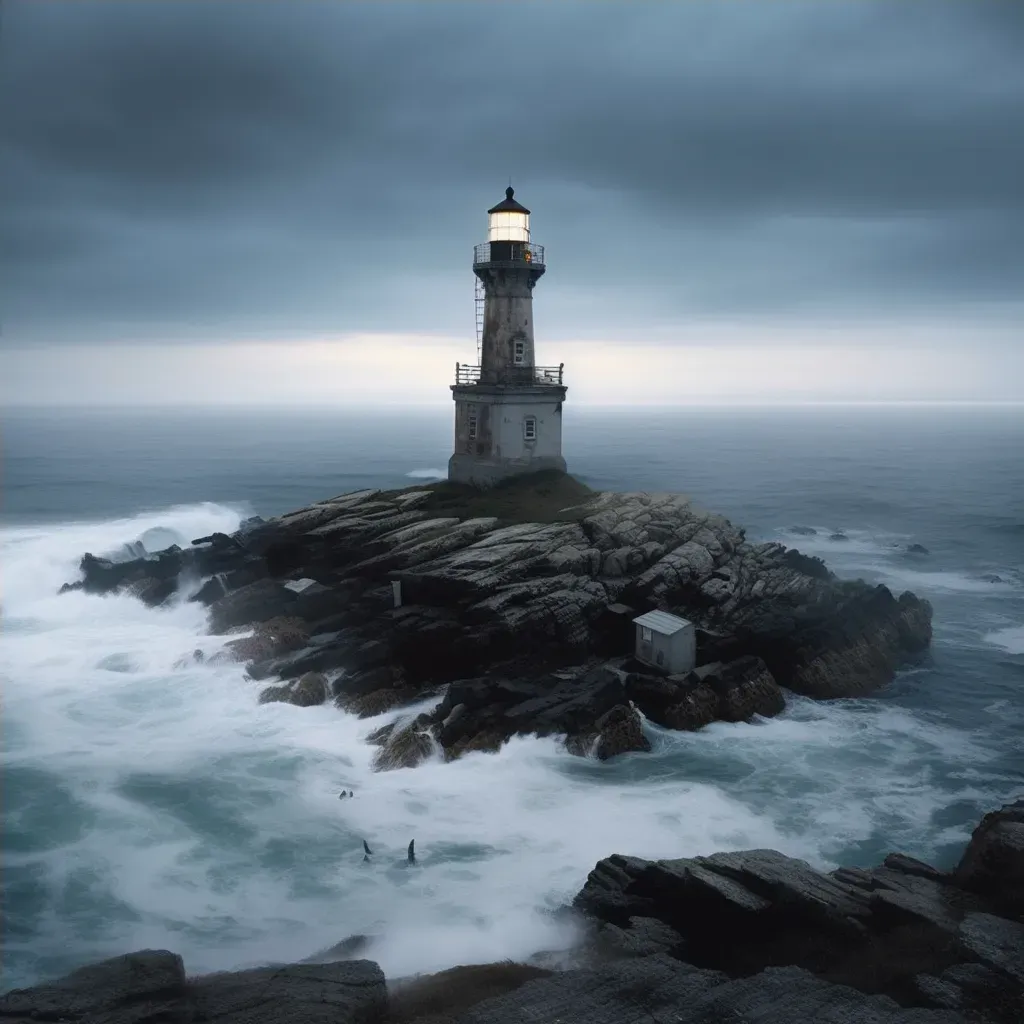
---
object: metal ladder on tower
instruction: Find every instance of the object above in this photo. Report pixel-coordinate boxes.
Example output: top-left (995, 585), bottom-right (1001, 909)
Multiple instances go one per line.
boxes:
top-left (474, 277), bottom-right (484, 364)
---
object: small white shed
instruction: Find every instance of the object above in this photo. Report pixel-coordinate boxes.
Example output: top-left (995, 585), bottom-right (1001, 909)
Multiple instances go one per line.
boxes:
top-left (633, 610), bottom-right (696, 675)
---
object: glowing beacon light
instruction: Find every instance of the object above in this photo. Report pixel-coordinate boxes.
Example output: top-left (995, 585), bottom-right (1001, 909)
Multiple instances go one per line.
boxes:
top-left (488, 187), bottom-right (531, 242)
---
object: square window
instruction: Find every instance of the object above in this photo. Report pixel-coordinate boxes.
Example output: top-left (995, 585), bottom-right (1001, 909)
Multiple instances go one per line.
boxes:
top-left (641, 626), bottom-right (652, 642)
top-left (523, 417), bottom-right (537, 441)
top-left (513, 340), bottom-right (526, 365)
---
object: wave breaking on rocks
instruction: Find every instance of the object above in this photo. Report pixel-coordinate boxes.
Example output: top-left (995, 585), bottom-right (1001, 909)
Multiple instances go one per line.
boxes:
top-left (61, 471), bottom-right (933, 768)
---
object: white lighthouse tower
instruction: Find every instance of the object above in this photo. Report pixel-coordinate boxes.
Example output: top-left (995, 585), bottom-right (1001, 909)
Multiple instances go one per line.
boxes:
top-left (448, 187), bottom-right (567, 486)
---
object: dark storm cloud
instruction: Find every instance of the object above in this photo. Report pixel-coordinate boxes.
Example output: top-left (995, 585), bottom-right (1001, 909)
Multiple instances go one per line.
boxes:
top-left (2, 0), bottom-right (1022, 343)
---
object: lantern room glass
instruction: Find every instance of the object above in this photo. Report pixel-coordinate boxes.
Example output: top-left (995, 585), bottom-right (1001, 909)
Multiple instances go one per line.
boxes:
top-left (488, 210), bottom-right (530, 243)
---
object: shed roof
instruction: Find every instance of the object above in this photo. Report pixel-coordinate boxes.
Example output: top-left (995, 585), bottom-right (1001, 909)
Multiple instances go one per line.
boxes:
top-left (633, 609), bottom-right (693, 635)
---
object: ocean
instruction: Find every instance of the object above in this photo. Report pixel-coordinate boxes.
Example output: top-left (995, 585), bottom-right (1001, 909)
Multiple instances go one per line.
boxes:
top-left (2, 404), bottom-right (1022, 990)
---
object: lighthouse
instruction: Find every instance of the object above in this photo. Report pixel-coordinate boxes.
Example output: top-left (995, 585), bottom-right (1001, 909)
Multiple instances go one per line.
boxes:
top-left (448, 187), bottom-right (568, 485)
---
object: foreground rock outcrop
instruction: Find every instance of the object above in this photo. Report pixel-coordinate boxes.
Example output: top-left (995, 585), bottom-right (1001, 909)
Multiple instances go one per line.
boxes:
top-left (62, 472), bottom-right (933, 765)
top-left (954, 798), bottom-right (1024, 918)
top-left (0, 951), bottom-right (388, 1024)
top-left (571, 798), bottom-right (1024, 1023)
top-left (4, 800), bottom-right (1020, 1022)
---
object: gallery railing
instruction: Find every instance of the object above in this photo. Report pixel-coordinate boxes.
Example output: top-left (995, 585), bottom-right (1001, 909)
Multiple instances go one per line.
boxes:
top-left (472, 242), bottom-right (545, 269)
top-left (454, 363), bottom-right (564, 386)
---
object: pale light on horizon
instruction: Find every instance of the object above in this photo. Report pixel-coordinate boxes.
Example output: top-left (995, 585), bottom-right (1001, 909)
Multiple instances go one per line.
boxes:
top-left (3, 324), bottom-right (1023, 407)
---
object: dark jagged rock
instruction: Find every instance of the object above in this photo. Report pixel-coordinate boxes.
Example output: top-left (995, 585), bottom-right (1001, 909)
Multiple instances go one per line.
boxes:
top-left (189, 574), bottom-right (227, 606)
top-left (0, 949), bottom-right (387, 1023)
top-left (343, 685), bottom-right (435, 719)
top-left (78, 550), bottom-right (183, 601)
top-left (189, 960), bottom-right (386, 1024)
top-left (958, 914), bottom-right (1024, 985)
top-left (0, 949), bottom-right (190, 1024)
top-left (564, 702), bottom-right (651, 760)
top-left (386, 962), bottom-right (553, 1023)
top-left (63, 475), bottom-right (934, 761)
top-left (655, 681), bottom-right (722, 731)
top-left (882, 853), bottom-right (951, 883)
top-left (300, 934), bottom-right (375, 964)
top-left (454, 957), bottom-right (966, 1024)
top-left (570, 799), bottom-right (1024, 1022)
top-left (592, 916), bottom-right (688, 960)
top-left (953, 799), bottom-right (1024, 917)
top-left (122, 576), bottom-right (178, 607)
top-left (697, 654), bottom-right (786, 721)
top-left (209, 578), bottom-right (299, 633)
top-left (369, 717), bottom-right (437, 771)
top-left (618, 655), bottom-right (784, 732)
top-left (782, 546), bottom-right (833, 580)
top-left (591, 703), bottom-right (651, 759)
top-left (912, 961), bottom-right (1022, 1019)
top-left (214, 616), bottom-right (311, 666)
top-left (5, 951), bottom-right (969, 1024)
top-left (420, 664), bottom-right (651, 761)
top-left (258, 671), bottom-right (328, 708)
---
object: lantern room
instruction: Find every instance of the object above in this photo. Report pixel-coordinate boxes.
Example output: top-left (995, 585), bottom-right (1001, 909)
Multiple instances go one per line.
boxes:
top-left (488, 186), bottom-right (530, 242)
top-left (482, 187), bottom-right (535, 264)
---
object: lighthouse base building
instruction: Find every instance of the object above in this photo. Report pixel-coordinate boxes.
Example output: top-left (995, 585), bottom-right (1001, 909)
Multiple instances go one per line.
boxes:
top-left (448, 187), bottom-right (567, 486)
top-left (449, 382), bottom-right (567, 486)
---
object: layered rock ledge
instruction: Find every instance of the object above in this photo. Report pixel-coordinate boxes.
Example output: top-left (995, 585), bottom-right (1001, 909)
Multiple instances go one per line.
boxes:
top-left (574, 799), bottom-right (1024, 1022)
top-left (62, 471), bottom-right (933, 764)
top-left (4, 800), bottom-right (1021, 1023)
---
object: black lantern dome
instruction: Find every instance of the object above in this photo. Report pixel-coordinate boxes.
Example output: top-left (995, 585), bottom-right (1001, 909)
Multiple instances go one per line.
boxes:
top-left (487, 186), bottom-right (531, 216)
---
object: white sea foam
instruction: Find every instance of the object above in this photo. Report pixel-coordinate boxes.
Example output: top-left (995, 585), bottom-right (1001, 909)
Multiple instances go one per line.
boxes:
top-left (0, 504), bottom-right (1006, 988)
top-left (777, 526), bottom-right (1020, 598)
top-left (405, 468), bottom-right (446, 480)
top-left (777, 526), bottom-right (908, 558)
top-left (876, 568), bottom-right (1019, 595)
top-left (983, 625), bottom-right (1024, 655)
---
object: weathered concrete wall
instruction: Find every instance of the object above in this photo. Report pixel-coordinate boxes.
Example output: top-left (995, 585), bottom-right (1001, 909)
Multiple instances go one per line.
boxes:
top-left (477, 267), bottom-right (538, 378)
top-left (449, 386), bottom-right (567, 485)
top-left (452, 395), bottom-right (496, 457)
top-left (493, 399), bottom-right (563, 460)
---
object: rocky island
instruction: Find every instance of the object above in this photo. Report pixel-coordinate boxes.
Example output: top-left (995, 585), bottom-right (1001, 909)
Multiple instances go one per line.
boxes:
top-left (3, 799), bottom-right (1021, 1022)
top-left (62, 471), bottom-right (933, 767)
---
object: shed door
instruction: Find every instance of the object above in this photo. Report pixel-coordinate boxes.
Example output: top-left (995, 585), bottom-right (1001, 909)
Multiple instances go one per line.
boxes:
top-left (639, 625), bottom-right (653, 663)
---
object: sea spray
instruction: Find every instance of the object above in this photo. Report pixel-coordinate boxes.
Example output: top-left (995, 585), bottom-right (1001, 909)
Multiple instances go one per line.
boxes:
top-left (984, 624), bottom-right (1024, 655)
top-left (405, 468), bottom-right (447, 480)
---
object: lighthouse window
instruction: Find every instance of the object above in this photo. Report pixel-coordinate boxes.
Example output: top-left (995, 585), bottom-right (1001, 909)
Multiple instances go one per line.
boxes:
top-left (513, 340), bottom-right (525, 365)
top-left (468, 410), bottom-right (478, 440)
top-left (523, 417), bottom-right (537, 441)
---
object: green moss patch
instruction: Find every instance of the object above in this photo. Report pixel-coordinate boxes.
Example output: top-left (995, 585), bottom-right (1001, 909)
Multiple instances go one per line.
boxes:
top-left (382, 470), bottom-right (597, 524)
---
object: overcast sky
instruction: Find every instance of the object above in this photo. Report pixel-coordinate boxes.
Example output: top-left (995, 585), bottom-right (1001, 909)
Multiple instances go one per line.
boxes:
top-left (2, 0), bottom-right (1023, 405)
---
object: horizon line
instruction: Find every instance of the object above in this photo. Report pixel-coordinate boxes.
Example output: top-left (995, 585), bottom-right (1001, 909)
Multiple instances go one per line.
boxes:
top-left (5, 400), bottom-right (1024, 412)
